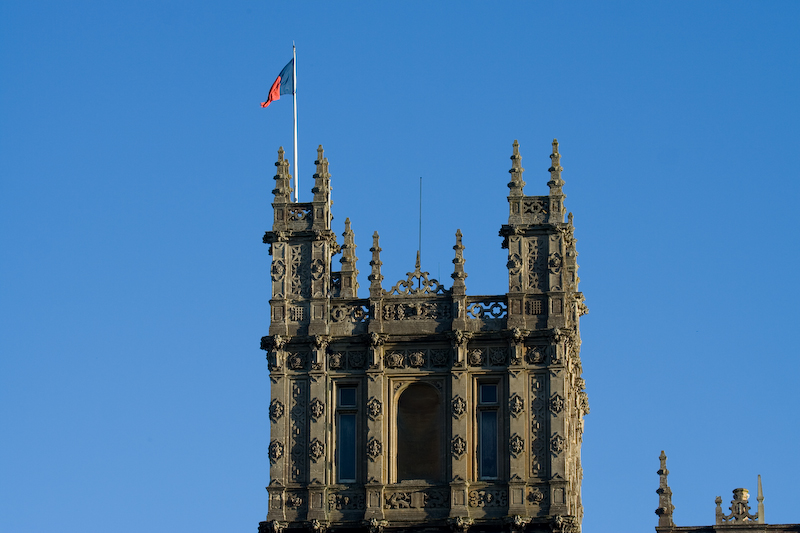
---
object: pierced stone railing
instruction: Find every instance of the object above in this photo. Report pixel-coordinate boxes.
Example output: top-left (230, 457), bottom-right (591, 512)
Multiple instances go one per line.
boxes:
top-left (464, 296), bottom-right (508, 331)
top-left (286, 203), bottom-right (313, 230)
top-left (464, 297), bottom-right (508, 319)
top-left (330, 300), bottom-right (370, 324)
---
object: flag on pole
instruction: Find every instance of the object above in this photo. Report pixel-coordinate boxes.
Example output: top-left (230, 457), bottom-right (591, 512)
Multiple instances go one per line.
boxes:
top-left (261, 59), bottom-right (294, 108)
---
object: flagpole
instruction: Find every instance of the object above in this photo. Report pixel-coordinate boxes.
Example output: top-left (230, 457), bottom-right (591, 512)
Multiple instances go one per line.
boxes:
top-left (292, 43), bottom-right (299, 202)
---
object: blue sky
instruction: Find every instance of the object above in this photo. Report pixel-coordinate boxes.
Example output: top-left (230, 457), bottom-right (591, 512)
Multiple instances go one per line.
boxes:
top-left (2, 2), bottom-right (799, 532)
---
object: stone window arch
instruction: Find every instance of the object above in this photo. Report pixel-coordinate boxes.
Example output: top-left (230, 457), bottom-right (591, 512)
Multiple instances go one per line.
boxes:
top-left (395, 382), bottom-right (444, 482)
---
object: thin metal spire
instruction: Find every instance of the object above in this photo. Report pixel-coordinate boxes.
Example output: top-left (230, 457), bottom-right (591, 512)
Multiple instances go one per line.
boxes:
top-left (419, 177), bottom-right (422, 262)
top-left (292, 43), bottom-right (298, 202)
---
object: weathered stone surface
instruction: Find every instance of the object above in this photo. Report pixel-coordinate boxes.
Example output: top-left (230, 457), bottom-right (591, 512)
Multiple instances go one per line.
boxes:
top-left (260, 141), bottom-right (588, 532)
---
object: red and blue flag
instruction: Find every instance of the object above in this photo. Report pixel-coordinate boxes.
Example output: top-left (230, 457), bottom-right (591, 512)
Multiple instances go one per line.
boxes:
top-left (261, 59), bottom-right (294, 108)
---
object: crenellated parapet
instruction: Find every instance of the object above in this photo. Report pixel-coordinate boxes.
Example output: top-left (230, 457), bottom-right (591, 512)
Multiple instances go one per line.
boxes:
top-left (259, 141), bottom-right (588, 533)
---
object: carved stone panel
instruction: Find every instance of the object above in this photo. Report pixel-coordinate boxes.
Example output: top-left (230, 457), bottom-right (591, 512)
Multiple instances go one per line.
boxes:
top-left (367, 438), bottom-right (382, 461)
top-left (508, 235), bottom-right (523, 292)
top-left (452, 436), bottom-right (467, 459)
top-left (309, 438), bottom-right (325, 462)
top-left (330, 304), bottom-right (369, 324)
top-left (289, 243), bottom-right (311, 298)
top-left (526, 345), bottom-right (547, 364)
top-left (310, 398), bottom-right (324, 420)
top-left (549, 393), bottom-right (565, 414)
top-left (526, 237), bottom-right (545, 293)
top-left (290, 380), bottom-right (308, 482)
top-left (328, 349), bottom-right (367, 371)
top-left (468, 488), bottom-right (508, 508)
top-left (367, 397), bottom-right (382, 419)
top-left (509, 394), bottom-right (524, 417)
top-left (509, 434), bottom-right (525, 458)
top-left (384, 488), bottom-right (449, 509)
top-left (452, 396), bottom-right (467, 419)
top-left (269, 440), bottom-right (284, 464)
top-left (383, 301), bottom-right (451, 321)
top-left (530, 374), bottom-right (547, 477)
top-left (382, 348), bottom-right (451, 370)
top-left (328, 491), bottom-right (366, 511)
top-left (269, 399), bottom-right (285, 423)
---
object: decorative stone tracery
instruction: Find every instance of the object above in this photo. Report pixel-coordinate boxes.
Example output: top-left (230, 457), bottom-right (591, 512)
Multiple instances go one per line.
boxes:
top-left (259, 140), bottom-right (587, 533)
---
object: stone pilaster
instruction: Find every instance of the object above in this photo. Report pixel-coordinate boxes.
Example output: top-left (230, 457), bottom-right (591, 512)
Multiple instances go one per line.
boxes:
top-left (364, 365), bottom-right (386, 520)
top-left (507, 329), bottom-right (528, 515)
top-left (265, 335), bottom-right (289, 522)
top-left (307, 337), bottom-right (329, 521)
top-left (449, 362), bottom-right (470, 518)
top-left (547, 330), bottom-right (568, 516)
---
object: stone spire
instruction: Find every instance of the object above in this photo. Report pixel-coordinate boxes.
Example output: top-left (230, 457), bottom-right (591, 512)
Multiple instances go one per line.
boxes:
top-left (507, 140), bottom-right (526, 197)
top-left (312, 145), bottom-right (331, 203)
top-left (368, 231), bottom-right (384, 298)
top-left (655, 450), bottom-right (675, 527)
top-left (451, 229), bottom-right (467, 296)
top-left (339, 217), bottom-right (359, 298)
top-left (547, 138), bottom-right (565, 196)
top-left (757, 475), bottom-right (765, 524)
top-left (272, 146), bottom-right (293, 203)
top-left (311, 145), bottom-right (332, 230)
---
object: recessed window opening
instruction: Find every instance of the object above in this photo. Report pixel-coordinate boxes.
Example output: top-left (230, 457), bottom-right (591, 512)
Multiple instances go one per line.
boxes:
top-left (478, 382), bottom-right (499, 479)
top-left (396, 382), bottom-right (443, 482)
top-left (337, 385), bottom-right (357, 482)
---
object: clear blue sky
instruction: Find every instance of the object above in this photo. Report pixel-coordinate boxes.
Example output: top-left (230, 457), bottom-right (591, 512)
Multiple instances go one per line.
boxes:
top-left (2, 2), bottom-right (799, 532)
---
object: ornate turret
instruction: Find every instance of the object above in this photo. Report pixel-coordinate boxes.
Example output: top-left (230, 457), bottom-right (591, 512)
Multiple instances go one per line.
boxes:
top-left (338, 218), bottom-right (359, 298)
top-left (508, 139), bottom-right (526, 196)
top-left (451, 229), bottom-right (467, 296)
top-left (273, 146), bottom-right (293, 205)
top-left (368, 231), bottom-right (384, 298)
top-left (547, 138), bottom-right (564, 196)
top-left (311, 145), bottom-right (332, 230)
top-left (656, 451), bottom-right (675, 528)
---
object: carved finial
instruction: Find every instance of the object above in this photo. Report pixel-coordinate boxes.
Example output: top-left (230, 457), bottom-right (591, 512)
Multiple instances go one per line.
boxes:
top-left (415, 250), bottom-right (421, 271)
top-left (368, 231), bottom-right (384, 297)
top-left (757, 475), bottom-right (765, 524)
top-left (655, 450), bottom-right (675, 527)
top-left (717, 488), bottom-right (759, 524)
top-left (548, 138), bottom-right (565, 196)
top-left (272, 146), bottom-right (293, 203)
top-left (339, 218), bottom-right (359, 298)
top-left (451, 229), bottom-right (467, 295)
top-left (507, 140), bottom-right (526, 197)
top-left (342, 218), bottom-right (356, 256)
top-left (312, 144), bottom-right (331, 204)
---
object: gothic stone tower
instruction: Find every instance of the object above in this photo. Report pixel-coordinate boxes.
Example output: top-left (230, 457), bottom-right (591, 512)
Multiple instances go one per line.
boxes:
top-left (259, 141), bottom-right (588, 533)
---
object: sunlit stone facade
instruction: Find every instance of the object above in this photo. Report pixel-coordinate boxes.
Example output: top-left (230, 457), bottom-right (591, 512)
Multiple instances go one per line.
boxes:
top-left (259, 141), bottom-right (588, 533)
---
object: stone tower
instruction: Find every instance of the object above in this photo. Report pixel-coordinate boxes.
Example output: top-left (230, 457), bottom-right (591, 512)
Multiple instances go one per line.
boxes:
top-left (259, 140), bottom-right (588, 533)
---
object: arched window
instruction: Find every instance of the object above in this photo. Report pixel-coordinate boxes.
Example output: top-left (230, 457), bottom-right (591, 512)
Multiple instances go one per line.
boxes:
top-left (396, 383), bottom-right (443, 482)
